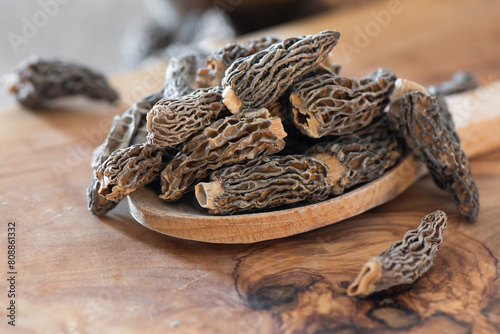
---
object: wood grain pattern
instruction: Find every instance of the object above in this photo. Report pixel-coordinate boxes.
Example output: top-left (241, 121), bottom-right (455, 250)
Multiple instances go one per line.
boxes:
top-left (1, 0), bottom-right (500, 332)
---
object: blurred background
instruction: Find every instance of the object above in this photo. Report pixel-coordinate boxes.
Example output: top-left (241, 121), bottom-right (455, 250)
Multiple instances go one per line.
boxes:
top-left (4, 0), bottom-right (496, 111)
top-left (0, 0), bottom-right (356, 76)
top-left (0, 0), bottom-right (364, 108)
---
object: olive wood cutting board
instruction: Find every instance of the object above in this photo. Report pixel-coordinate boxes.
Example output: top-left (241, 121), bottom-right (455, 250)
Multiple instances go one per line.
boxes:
top-left (2, 0), bottom-right (500, 332)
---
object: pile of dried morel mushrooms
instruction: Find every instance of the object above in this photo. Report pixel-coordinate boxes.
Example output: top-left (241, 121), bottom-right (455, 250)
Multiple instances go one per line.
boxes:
top-left (8, 29), bottom-right (480, 297)
top-left (91, 30), bottom-right (479, 296)
top-left (82, 30), bottom-right (478, 221)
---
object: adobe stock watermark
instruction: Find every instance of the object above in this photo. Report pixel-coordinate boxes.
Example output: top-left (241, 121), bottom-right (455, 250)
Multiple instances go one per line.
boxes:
top-left (339, 0), bottom-right (412, 64)
top-left (7, 0), bottom-right (71, 53)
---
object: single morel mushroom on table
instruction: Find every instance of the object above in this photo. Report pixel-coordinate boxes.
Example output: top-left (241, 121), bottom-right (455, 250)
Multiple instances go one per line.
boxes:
top-left (221, 30), bottom-right (341, 114)
top-left (387, 79), bottom-right (480, 222)
top-left (289, 68), bottom-right (396, 138)
top-left (8, 56), bottom-right (119, 109)
top-left (147, 86), bottom-right (227, 147)
top-left (195, 155), bottom-right (332, 214)
top-left (306, 116), bottom-right (404, 195)
top-left (348, 210), bottom-right (447, 297)
top-left (160, 109), bottom-right (287, 202)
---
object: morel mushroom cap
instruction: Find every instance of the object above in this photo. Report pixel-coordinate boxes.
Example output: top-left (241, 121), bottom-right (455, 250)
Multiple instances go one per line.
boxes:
top-left (147, 86), bottom-right (227, 147)
top-left (222, 30), bottom-right (341, 114)
top-left (96, 144), bottom-right (167, 203)
top-left (195, 155), bottom-right (332, 214)
top-left (160, 108), bottom-right (287, 202)
top-left (196, 35), bottom-right (282, 88)
top-left (290, 68), bottom-right (396, 138)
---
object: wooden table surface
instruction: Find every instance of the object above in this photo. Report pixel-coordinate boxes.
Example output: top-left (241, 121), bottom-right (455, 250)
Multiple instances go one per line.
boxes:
top-left (1, 0), bottom-right (500, 333)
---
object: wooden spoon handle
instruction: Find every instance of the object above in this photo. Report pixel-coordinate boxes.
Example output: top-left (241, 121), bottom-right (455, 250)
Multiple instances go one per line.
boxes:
top-left (447, 81), bottom-right (500, 157)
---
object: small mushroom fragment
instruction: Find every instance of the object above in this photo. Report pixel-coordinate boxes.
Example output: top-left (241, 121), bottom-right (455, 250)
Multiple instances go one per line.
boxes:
top-left (160, 109), bottom-right (287, 202)
top-left (387, 79), bottom-right (479, 221)
top-left (196, 35), bottom-right (282, 88)
top-left (222, 30), bottom-right (341, 114)
top-left (147, 86), bottom-right (227, 147)
top-left (96, 144), bottom-right (168, 202)
top-left (290, 68), bottom-right (396, 138)
top-left (195, 155), bottom-right (332, 214)
top-left (163, 53), bottom-right (205, 98)
top-left (348, 210), bottom-right (447, 297)
top-left (8, 56), bottom-right (118, 109)
top-left (87, 89), bottom-right (165, 216)
top-left (427, 71), bottom-right (478, 97)
top-left (306, 116), bottom-right (404, 195)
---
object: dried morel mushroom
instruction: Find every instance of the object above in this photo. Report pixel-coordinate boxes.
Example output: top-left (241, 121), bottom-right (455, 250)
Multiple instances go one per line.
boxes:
top-left (87, 89), bottom-right (164, 216)
top-left (222, 30), bottom-right (341, 114)
top-left (163, 54), bottom-right (205, 98)
top-left (221, 35), bottom-right (283, 66)
top-left (195, 155), bottom-right (332, 214)
top-left (95, 144), bottom-right (167, 202)
top-left (87, 175), bottom-right (119, 217)
top-left (147, 86), bottom-right (227, 147)
top-left (196, 35), bottom-right (282, 88)
top-left (427, 71), bottom-right (478, 97)
top-left (306, 116), bottom-right (404, 195)
top-left (8, 56), bottom-right (118, 109)
top-left (160, 109), bottom-right (287, 201)
top-left (348, 210), bottom-right (447, 297)
top-left (290, 68), bottom-right (396, 138)
top-left (387, 79), bottom-right (479, 221)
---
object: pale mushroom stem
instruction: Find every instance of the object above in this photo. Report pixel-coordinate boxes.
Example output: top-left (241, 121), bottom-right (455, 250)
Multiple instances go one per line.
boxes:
top-left (269, 117), bottom-right (288, 139)
top-left (390, 78), bottom-right (429, 102)
top-left (347, 258), bottom-right (382, 296)
top-left (195, 181), bottom-right (224, 210)
top-left (222, 86), bottom-right (243, 114)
